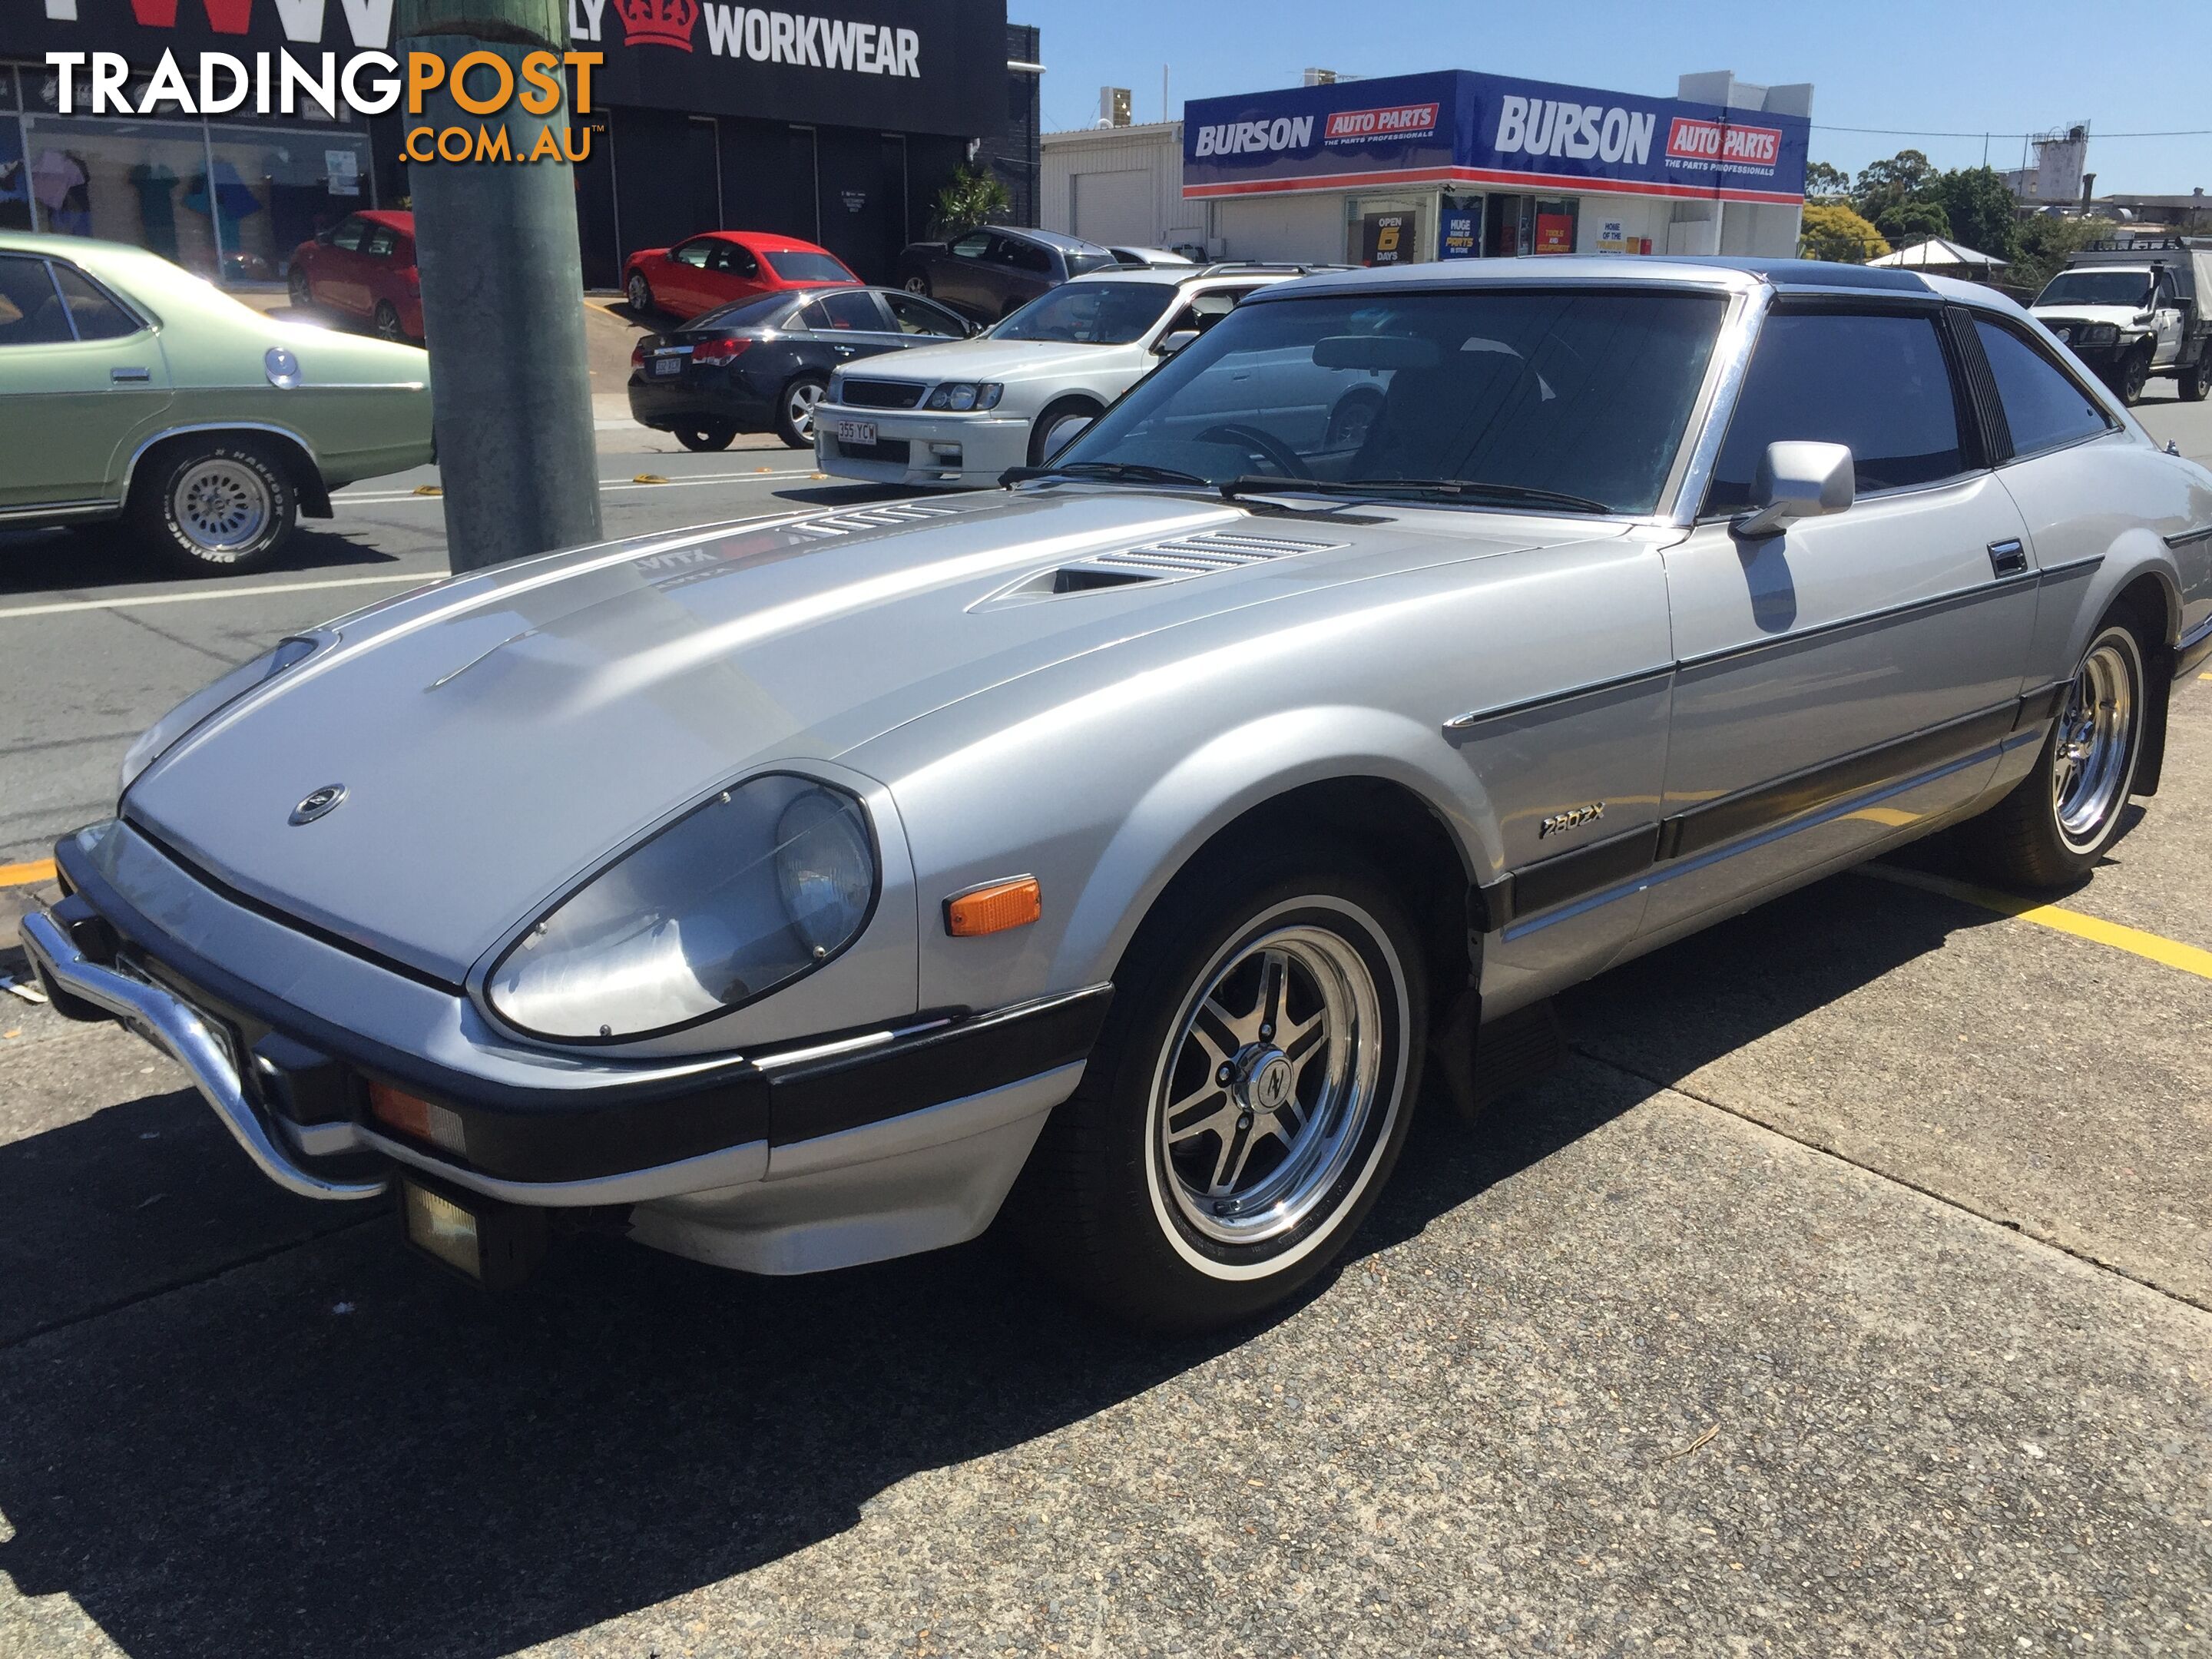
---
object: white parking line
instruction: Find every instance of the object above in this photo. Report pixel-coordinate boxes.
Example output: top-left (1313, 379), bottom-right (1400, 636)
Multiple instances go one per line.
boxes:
top-left (0, 571), bottom-right (433, 621)
top-left (334, 466), bottom-right (821, 506)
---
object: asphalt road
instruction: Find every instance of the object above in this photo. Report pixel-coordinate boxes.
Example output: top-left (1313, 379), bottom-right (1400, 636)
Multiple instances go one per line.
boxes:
top-left (0, 394), bottom-right (2208, 1657)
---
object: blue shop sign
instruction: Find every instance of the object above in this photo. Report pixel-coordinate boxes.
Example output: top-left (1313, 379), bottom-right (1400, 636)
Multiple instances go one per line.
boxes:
top-left (1184, 68), bottom-right (1807, 206)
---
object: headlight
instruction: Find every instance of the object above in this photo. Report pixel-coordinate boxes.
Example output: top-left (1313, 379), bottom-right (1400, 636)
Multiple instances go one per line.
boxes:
top-left (925, 381), bottom-right (1003, 412)
top-left (118, 633), bottom-right (326, 796)
top-left (486, 774), bottom-right (877, 1041)
top-left (2078, 322), bottom-right (2119, 347)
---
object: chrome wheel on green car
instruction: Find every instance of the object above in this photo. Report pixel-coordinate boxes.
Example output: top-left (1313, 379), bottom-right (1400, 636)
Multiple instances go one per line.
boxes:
top-left (131, 437), bottom-right (298, 575)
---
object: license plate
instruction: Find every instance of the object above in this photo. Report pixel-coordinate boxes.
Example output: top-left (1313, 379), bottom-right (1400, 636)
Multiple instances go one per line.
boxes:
top-left (652, 355), bottom-right (683, 377)
top-left (836, 419), bottom-right (877, 445)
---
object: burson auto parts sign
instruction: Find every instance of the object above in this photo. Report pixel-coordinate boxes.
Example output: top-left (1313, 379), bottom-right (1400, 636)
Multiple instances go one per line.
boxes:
top-left (1184, 69), bottom-right (1808, 205)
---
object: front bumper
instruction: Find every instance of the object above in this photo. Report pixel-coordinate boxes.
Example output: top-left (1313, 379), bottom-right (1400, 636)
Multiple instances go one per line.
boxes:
top-left (27, 825), bottom-right (1109, 1263)
top-left (812, 399), bottom-right (1031, 488)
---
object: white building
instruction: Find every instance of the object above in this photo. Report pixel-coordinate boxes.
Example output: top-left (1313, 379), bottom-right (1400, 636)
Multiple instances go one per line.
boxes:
top-left (1045, 68), bottom-right (1811, 267)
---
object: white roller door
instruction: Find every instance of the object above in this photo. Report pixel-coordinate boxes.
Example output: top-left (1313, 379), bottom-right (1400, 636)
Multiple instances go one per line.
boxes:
top-left (1214, 193), bottom-right (1342, 264)
top-left (1071, 170), bottom-right (1156, 248)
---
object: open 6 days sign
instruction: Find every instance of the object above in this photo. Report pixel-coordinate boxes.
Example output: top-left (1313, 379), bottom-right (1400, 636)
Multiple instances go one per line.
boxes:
top-left (1183, 68), bottom-right (1809, 206)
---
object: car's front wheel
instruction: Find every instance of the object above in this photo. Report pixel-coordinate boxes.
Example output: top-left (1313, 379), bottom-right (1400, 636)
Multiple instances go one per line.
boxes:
top-left (627, 271), bottom-right (654, 314)
top-left (128, 436), bottom-right (300, 576)
top-left (286, 267), bottom-right (313, 312)
top-left (373, 300), bottom-right (407, 343)
top-left (1013, 837), bottom-right (1426, 1330)
top-left (1962, 611), bottom-right (2150, 887)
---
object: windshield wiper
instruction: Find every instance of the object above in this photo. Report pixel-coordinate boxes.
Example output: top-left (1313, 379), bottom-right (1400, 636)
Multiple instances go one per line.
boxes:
top-left (1220, 476), bottom-right (1613, 514)
top-left (1000, 461), bottom-right (1213, 488)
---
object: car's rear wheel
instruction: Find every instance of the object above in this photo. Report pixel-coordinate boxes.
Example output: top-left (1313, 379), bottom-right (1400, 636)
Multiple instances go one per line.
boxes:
top-left (1011, 836), bottom-right (1426, 1330)
top-left (373, 300), bottom-right (406, 343)
top-left (674, 422), bottom-right (736, 452)
top-left (776, 376), bottom-right (826, 448)
top-left (1961, 611), bottom-right (2150, 887)
top-left (286, 267), bottom-right (313, 312)
top-left (129, 436), bottom-right (299, 576)
top-left (2181, 352), bottom-right (2208, 402)
top-left (904, 273), bottom-right (930, 297)
top-left (627, 271), bottom-right (654, 314)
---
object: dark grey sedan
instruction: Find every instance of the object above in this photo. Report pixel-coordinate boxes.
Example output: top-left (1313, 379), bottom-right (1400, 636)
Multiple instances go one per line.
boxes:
top-left (627, 285), bottom-right (974, 450)
top-left (896, 225), bottom-right (1121, 325)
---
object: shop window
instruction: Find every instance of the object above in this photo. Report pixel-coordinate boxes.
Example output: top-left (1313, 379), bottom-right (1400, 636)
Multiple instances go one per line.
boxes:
top-left (0, 114), bottom-right (29, 232)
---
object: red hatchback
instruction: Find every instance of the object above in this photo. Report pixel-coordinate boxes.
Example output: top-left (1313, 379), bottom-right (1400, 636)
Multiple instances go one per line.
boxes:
top-left (289, 210), bottom-right (422, 344)
top-left (622, 231), bottom-right (859, 321)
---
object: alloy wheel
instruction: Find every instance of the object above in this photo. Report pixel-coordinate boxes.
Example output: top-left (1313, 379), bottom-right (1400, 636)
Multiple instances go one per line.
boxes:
top-left (2052, 637), bottom-right (2137, 849)
top-left (786, 380), bottom-right (824, 440)
top-left (171, 459), bottom-right (273, 558)
top-left (1151, 923), bottom-right (1383, 1249)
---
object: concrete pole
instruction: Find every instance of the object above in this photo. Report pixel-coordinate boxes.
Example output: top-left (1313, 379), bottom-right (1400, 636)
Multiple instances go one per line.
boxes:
top-left (396, 0), bottom-right (602, 572)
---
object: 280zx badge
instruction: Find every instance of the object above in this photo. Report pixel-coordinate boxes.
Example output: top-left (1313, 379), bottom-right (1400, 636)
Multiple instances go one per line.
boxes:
top-left (1538, 802), bottom-right (1606, 839)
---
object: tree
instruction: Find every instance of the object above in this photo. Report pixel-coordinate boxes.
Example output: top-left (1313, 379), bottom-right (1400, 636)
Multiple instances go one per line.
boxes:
top-left (1853, 149), bottom-right (1938, 219)
top-left (1804, 161), bottom-right (1850, 203)
top-left (2013, 214), bottom-right (2121, 296)
top-left (1799, 202), bottom-right (1889, 263)
top-left (1932, 167), bottom-right (2021, 262)
top-left (1874, 198), bottom-right (1952, 245)
top-left (930, 164), bottom-right (1013, 239)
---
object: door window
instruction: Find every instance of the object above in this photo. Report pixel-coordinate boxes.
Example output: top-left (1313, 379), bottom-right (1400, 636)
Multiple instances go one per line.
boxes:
top-left (671, 239), bottom-right (714, 267)
top-left (326, 217), bottom-right (366, 252)
top-left (950, 232), bottom-right (991, 260)
top-left (811, 290), bottom-right (887, 331)
top-left (1161, 286), bottom-right (1253, 339)
top-left (50, 264), bottom-right (141, 341)
top-left (995, 237), bottom-right (1054, 275)
top-left (886, 293), bottom-right (964, 336)
top-left (363, 224), bottom-right (396, 260)
top-left (0, 256), bottom-right (71, 346)
top-left (708, 242), bottom-right (760, 278)
top-left (1707, 310), bottom-right (1966, 512)
top-left (1974, 320), bottom-right (2114, 459)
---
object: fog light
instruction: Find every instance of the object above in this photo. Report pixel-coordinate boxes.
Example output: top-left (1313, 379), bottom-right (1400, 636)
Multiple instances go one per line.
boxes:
top-left (399, 1178), bottom-right (548, 1289)
top-left (929, 442), bottom-right (962, 462)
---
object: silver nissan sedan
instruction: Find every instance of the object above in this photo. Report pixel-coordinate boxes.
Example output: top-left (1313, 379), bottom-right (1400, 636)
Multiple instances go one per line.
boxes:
top-left (25, 257), bottom-right (2212, 1330)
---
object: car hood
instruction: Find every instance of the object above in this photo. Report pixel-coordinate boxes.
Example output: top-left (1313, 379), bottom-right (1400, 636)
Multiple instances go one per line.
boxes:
top-left (124, 492), bottom-right (1611, 982)
top-left (850, 336), bottom-right (1134, 386)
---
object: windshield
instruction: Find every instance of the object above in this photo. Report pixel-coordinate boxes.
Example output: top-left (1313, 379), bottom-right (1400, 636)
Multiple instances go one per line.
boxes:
top-left (993, 281), bottom-right (1180, 344)
top-left (1046, 287), bottom-right (1728, 514)
top-left (761, 249), bottom-right (856, 283)
top-left (692, 293), bottom-right (803, 331)
top-left (2037, 270), bottom-right (2154, 308)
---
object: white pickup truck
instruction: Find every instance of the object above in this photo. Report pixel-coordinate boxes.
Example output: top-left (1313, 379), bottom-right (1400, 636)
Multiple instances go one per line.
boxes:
top-left (2030, 237), bottom-right (2212, 404)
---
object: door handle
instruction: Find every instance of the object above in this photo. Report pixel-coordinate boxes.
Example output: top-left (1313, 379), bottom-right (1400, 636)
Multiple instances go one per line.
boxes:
top-left (111, 366), bottom-right (151, 383)
top-left (1988, 539), bottom-right (2029, 578)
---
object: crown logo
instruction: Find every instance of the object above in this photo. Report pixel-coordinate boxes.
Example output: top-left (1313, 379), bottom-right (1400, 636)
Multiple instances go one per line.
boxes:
top-left (613, 0), bottom-right (697, 51)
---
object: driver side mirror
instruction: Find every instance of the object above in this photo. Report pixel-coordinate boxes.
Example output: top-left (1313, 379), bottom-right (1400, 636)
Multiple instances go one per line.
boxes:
top-left (1155, 329), bottom-right (1200, 357)
top-left (1733, 441), bottom-right (1854, 539)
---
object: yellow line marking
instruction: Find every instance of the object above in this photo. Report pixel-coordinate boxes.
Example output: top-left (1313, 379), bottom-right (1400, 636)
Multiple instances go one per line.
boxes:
top-left (0, 857), bottom-right (58, 889)
top-left (632, 473), bottom-right (670, 485)
top-left (1859, 865), bottom-right (2212, 981)
top-left (0, 571), bottom-right (427, 622)
top-left (2200, 672), bottom-right (2212, 682)
top-left (412, 483), bottom-right (443, 496)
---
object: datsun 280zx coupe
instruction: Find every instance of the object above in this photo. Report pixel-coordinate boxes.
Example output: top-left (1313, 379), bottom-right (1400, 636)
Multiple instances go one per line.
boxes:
top-left (24, 258), bottom-right (2212, 1330)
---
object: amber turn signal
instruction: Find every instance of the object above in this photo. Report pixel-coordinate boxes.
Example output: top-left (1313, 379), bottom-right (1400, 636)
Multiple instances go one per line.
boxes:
top-left (368, 1081), bottom-right (467, 1154)
top-left (945, 876), bottom-right (1042, 937)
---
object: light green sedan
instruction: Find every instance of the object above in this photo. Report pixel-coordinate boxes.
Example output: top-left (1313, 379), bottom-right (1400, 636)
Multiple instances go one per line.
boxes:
top-left (0, 232), bottom-right (434, 575)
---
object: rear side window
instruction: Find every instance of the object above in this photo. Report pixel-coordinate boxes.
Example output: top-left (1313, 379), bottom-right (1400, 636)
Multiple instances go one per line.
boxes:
top-left (363, 224), bottom-right (396, 259)
top-left (51, 264), bottom-right (141, 340)
top-left (762, 249), bottom-right (856, 283)
top-left (1975, 320), bottom-right (2112, 459)
top-left (0, 256), bottom-right (71, 346)
top-left (1707, 310), bottom-right (1965, 510)
top-left (886, 293), bottom-right (962, 336)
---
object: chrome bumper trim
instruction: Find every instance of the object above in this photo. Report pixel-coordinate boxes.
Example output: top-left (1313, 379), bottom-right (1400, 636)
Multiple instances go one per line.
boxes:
top-left (19, 909), bottom-right (387, 1202)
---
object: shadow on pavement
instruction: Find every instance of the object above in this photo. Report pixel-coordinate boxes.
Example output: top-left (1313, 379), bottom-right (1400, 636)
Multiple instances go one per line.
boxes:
top-left (0, 859), bottom-right (2026, 1658)
top-left (0, 523), bottom-right (406, 601)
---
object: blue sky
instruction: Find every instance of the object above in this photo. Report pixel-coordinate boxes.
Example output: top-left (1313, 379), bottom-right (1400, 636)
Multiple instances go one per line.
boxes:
top-left (1022, 0), bottom-right (2211, 199)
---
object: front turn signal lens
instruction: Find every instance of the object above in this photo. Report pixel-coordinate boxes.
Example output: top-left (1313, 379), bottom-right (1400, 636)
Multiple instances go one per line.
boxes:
top-left (945, 876), bottom-right (1042, 937)
top-left (369, 1081), bottom-right (467, 1155)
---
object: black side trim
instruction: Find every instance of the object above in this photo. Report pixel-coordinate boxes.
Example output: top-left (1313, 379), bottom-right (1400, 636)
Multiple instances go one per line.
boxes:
top-left (1473, 823), bottom-right (1659, 932)
top-left (2014, 679), bottom-right (2069, 730)
top-left (766, 985), bottom-right (1112, 1146)
top-left (2166, 525), bottom-right (2212, 551)
top-left (1660, 700), bottom-right (2020, 861)
top-left (1675, 572), bottom-right (2038, 674)
top-left (2179, 616), bottom-right (2212, 677)
top-left (1444, 665), bottom-right (1672, 732)
top-left (2037, 553), bottom-right (2105, 580)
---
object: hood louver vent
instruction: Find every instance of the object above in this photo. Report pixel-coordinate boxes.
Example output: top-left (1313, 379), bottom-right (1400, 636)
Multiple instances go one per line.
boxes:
top-left (793, 504), bottom-right (960, 540)
top-left (1058, 528), bottom-right (1347, 588)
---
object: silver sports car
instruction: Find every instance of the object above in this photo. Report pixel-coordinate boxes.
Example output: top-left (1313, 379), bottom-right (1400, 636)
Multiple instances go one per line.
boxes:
top-left (26, 257), bottom-right (2212, 1329)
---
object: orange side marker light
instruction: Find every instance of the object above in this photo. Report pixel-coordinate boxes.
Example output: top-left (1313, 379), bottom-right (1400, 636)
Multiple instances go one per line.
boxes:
top-left (945, 876), bottom-right (1041, 938)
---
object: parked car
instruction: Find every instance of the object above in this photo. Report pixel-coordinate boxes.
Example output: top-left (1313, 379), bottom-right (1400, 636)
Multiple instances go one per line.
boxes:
top-left (816, 263), bottom-right (1336, 488)
top-left (0, 232), bottom-right (433, 574)
top-left (623, 231), bottom-right (859, 322)
top-left (896, 224), bottom-right (1121, 323)
top-left (1108, 246), bottom-right (1195, 268)
top-left (288, 210), bottom-right (422, 344)
top-left (628, 284), bottom-right (975, 451)
top-left (2030, 237), bottom-right (2212, 405)
top-left (26, 259), bottom-right (2211, 1331)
